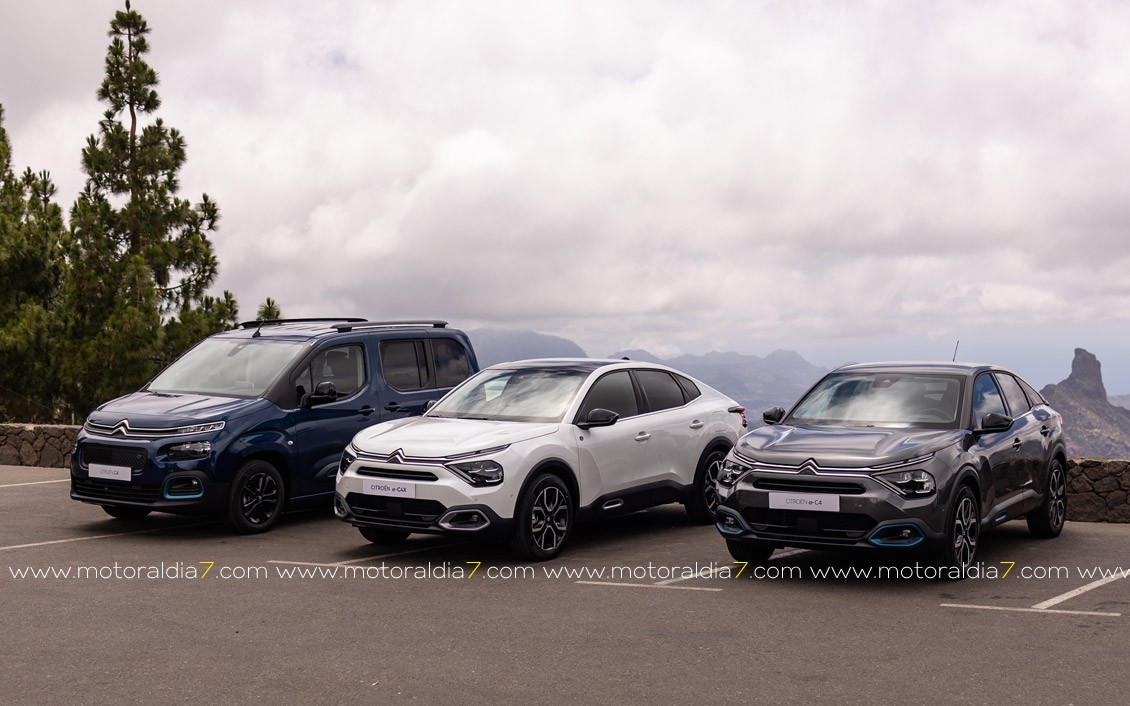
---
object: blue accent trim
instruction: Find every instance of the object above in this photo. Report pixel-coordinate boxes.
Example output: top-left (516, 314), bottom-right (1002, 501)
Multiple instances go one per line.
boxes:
top-left (715, 510), bottom-right (748, 536)
top-left (867, 523), bottom-right (924, 547)
top-left (163, 478), bottom-right (205, 500)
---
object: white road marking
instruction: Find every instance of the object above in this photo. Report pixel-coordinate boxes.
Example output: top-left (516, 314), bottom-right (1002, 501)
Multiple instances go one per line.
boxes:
top-left (268, 541), bottom-right (469, 567)
top-left (940, 603), bottom-right (1120, 618)
top-left (1031, 573), bottom-right (1129, 610)
top-left (655, 566), bottom-right (717, 585)
top-left (0, 479), bottom-right (70, 489)
top-left (0, 525), bottom-right (202, 552)
top-left (576, 580), bottom-right (722, 592)
top-left (772, 548), bottom-right (809, 559)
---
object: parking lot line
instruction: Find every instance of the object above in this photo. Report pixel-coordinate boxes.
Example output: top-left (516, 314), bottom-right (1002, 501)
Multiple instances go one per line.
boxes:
top-left (267, 541), bottom-right (469, 568)
top-left (575, 580), bottom-right (722, 592)
top-left (655, 566), bottom-right (717, 585)
top-left (0, 479), bottom-right (70, 489)
top-left (1031, 572), bottom-right (1129, 610)
top-left (0, 524), bottom-right (204, 552)
top-left (939, 603), bottom-right (1121, 618)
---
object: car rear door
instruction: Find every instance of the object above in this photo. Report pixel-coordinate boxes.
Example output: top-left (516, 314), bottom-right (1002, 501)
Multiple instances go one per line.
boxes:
top-left (633, 369), bottom-right (706, 487)
top-left (372, 333), bottom-right (475, 421)
top-left (993, 372), bottom-right (1044, 495)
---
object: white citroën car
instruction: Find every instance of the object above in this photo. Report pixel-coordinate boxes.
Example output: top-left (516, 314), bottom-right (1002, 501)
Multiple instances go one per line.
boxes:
top-left (334, 359), bottom-right (747, 560)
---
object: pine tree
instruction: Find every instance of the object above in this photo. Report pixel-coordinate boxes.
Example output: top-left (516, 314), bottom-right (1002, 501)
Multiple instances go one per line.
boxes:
top-left (0, 104), bottom-right (66, 421)
top-left (60, 2), bottom-right (237, 415)
top-left (256, 297), bottom-right (282, 321)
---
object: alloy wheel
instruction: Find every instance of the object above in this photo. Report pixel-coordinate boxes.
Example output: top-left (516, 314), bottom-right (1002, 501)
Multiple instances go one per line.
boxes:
top-left (241, 472), bottom-right (280, 525)
top-left (703, 456), bottom-right (723, 514)
top-left (529, 485), bottom-right (570, 553)
top-left (952, 494), bottom-right (979, 569)
top-left (1048, 463), bottom-right (1066, 530)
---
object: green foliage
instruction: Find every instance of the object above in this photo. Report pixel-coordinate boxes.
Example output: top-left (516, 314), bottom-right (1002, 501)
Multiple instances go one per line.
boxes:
top-left (0, 105), bottom-right (66, 421)
top-left (256, 297), bottom-right (282, 321)
top-left (57, 1), bottom-right (237, 416)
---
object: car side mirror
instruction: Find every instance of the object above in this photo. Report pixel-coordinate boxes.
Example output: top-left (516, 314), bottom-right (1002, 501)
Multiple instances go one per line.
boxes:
top-left (577, 408), bottom-right (619, 429)
top-left (977, 412), bottom-right (1013, 434)
top-left (424, 399), bottom-right (438, 411)
top-left (762, 407), bottom-right (786, 425)
top-left (304, 380), bottom-right (338, 407)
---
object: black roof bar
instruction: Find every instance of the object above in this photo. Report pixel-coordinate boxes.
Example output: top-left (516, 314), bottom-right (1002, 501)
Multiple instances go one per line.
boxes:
top-left (239, 317), bottom-right (367, 329)
top-left (333, 320), bottom-right (448, 332)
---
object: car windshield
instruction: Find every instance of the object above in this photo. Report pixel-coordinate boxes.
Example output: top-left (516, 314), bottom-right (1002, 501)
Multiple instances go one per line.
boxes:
top-left (147, 338), bottom-right (308, 398)
top-left (427, 367), bottom-right (589, 423)
top-left (787, 373), bottom-right (964, 428)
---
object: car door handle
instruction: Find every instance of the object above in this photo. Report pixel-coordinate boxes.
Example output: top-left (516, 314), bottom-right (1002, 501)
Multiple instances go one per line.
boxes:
top-left (360, 405), bottom-right (375, 417)
top-left (1012, 438), bottom-right (1022, 450)
top-left (689, 420), bottom-right (704, 430)
top-left (635, 432), bottom-right (651, 442)
top-left (1040, 426), bottom-right (1051, 437)
top-left (384, 402), bottom-right (403, 412)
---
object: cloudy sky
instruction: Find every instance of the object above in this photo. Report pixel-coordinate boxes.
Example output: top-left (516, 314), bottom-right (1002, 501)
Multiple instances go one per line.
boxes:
top-left (2, 1), bottom-right (1129, 391)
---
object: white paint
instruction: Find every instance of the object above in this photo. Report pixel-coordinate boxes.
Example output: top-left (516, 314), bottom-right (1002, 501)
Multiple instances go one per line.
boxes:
top-left (940, 603), bottom-right (1120, 618)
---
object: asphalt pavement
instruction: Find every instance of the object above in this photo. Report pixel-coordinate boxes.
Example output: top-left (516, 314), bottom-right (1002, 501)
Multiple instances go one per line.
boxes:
top-left (1, 465), bottom-right (1128, 704)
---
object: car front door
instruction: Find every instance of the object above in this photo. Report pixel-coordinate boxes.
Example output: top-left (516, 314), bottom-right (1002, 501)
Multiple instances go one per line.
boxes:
top-left (971, 372), bottom-right (1017, 505)
top-left (574, 370), bottom-right (655, 497)
top-left (292, 340), bottom-right (377, 498)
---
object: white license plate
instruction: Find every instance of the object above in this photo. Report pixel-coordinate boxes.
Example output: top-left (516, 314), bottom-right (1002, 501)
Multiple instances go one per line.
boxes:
top-left (769, 492), bottom-right (840, 512)
top-left (88, 463), bottom-right (132, 482)
top-left (361, 479), bottom-right (416, 499)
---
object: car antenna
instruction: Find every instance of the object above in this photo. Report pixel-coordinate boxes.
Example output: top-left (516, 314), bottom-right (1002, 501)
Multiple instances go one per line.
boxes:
top-left (951, 340), bottom-right (960, 362)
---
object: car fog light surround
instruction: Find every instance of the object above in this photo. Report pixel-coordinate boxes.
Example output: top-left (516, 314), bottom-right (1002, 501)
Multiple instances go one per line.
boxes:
top-left (875, 469), bottom-right (936, 496)
top-left (167, 441), bottom-right (212, 460)
top-left (446, 459), bottom-right (504, 486)
top-left (717, 458), bottom-right (752, 487)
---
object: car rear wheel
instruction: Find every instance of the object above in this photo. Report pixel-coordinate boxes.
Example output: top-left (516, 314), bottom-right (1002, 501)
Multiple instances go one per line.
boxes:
top-left (936, 484), bottom-right (980, 576)
top-left (725, 539), bottom-right (773, 565)
top-left (685, 447), bottom-right (727, 524)
top-left (510, 473), bottom-right (573, 561)
top-left (1027, 458), bottom-right (1067, 539)
top-left (101, 505), bottom-right (151, 521)
top-left (358, 527), bottom-right (410, 544)
top-left (225, 460), bottom-right (284, 534)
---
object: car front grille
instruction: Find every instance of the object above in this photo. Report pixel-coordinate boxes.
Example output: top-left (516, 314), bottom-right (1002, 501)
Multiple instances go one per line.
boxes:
top-left (356, 467), bottom-right (439, 482)
top-left (345, 493), bottom-right (446, 529)
top-left (72, 477), bottom-right (161, 503)
top-left (751, 478), bottom-right (866, 495)
top-left (79, 444), bottom-right (147, 472)
top-left (741, 507), bottom-right (876, 541)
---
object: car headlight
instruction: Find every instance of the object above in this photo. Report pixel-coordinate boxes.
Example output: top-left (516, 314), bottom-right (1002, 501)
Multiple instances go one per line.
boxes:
top-left (718, 458), bottom-right (752, 488)
top-left (876, 469), bottom-right (936, 496)
top-left (167, 441), bottom-right (212, 460)
top-left (175, 421), bottom-right (225, 435)
top-left (446, 459), bottom-right (504, 486)
top-left (339, 447), bottom-right (357, 477)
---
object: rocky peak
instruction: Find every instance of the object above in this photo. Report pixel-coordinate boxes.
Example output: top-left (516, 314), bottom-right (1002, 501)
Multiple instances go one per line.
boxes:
top-left (1062, 348), bottom-right (1107, 400)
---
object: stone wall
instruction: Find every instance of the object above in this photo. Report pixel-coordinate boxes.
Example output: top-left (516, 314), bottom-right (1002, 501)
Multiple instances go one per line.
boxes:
top-left (1067, 458), bottom-right (1130, 523)
top-left (0, 424), bottom-right (79, 469)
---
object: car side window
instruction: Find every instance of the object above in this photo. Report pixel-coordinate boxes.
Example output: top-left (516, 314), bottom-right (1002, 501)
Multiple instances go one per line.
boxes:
top-left (577, 371), bottom-right (638, 419)
top-left (674, 374), bottom-right (701, 401)
top-left (433, 338), bottom-right (471, 389)
top-left (1017, 376), bottom-right (1045, 407)
top-left (636, 370), bottom-right (687, 413)
top-left (380, 340), bottom-right (432, 391)
top-left (296, 344), bottom-right (366, 400)
top-left (972, 373), bottom-right (1007, 423)
top-left (994, 373), bottom-right (1031, 417)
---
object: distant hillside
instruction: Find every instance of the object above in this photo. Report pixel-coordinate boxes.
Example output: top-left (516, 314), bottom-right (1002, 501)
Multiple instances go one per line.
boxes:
top-left (610, 348), bottom-right (827, 415)
top-left (468, 328), bottom-right (587, 368)
top-left (1041, 349), bottom-right (1130, 459)
top-left (1110, 394), bottom-right (1130, 411)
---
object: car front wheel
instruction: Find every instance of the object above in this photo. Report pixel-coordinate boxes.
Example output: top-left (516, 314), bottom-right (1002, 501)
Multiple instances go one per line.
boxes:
top-left (510, 473), bottom-right (573, 561)
top-left (937, 484), bottom-right (980, 577)
top-left (225, 460), bottom-right (284, 534)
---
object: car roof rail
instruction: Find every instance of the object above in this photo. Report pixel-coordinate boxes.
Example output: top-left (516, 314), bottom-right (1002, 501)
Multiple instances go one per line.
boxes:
top-left (238, 317), bottom-right (367, 329)
top-left (332, 320), bottom-right (448, 332)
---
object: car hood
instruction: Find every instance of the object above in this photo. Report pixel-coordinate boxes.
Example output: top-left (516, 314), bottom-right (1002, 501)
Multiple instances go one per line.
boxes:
top-left (87, 392), bottom-right (270, 429)
top-left (352, 417), bottom-right (561, 458)
top-left (736, 424), bottom-right (965, 468)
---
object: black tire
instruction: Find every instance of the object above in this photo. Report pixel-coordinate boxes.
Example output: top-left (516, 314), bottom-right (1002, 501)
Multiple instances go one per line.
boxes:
top-left (726, 539), bottom-right (774, 565)
top-left (936, 484), bottom-right (980, 576)
top-left (509, 473), bottom-right (573, 561)
top-left (685, 446), bottom-right (728, 524)
top-left (358, 526), bottom-right (411, 544)
top-left (224, 460), bottom-right (285, 534)
top-left (1027, 458), bottom-right (1067, 539)
top-left (101, 505), bottom-right (151, 521)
